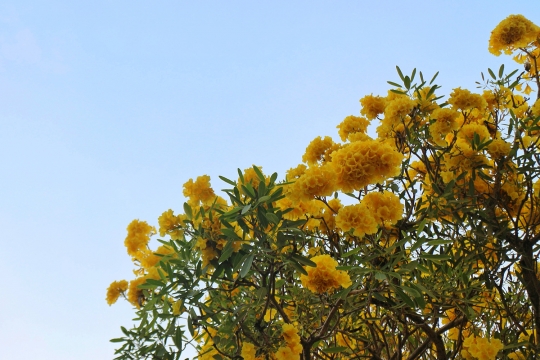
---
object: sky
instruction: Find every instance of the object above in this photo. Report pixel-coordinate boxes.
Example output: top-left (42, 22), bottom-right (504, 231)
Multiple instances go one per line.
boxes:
top-left (0, 1), bottom-right (537, 359)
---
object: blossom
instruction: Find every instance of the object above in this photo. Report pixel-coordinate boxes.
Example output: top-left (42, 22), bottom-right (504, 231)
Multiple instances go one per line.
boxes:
top-left (302, 136), bottom-right (337, 164)
top-left (127, 276), bottom-right (147, 308)
top-left (362, 191), bottom-right (403, 225)
top-left (106, 280), bottom-right (128, 305)
top-left (532, 98), bottom-right (540, 117)
top-left (360, 94), bottom-right (386, 119)
top-left (336, 115), bottom-right (370, 142)
top-left (489, 14), bottom-right (540, 55)
top-left (330, 140), bottom-right (403, 192)
top-left (241, 342), bottom-right (260, 360)
top-left (158, 209), bottom-right (185, 239)
top-left (384, 96), bottom-right (416, 122)
top-left (461, 335), bottom-right (504, 360)
top-left (287, 164), bottom-right (337, 202)
top-left (487, 138), bottom-right (511, 159)
top-left (286, 164), bottom-right (307, 180)
top-left (274, 323), bottom-right (302, 359)
top-left (183, 175), bottom-right (216, 206)
top-left (335, 203), bottom-right (378, 237)
top-left (124, 219), bottom-right (155, 256)
top-left (300, 254), bottom-right (352, 293)
top-left (429, 108), bottom-right (460, 146)
top-left (448, 88), bottom-right (487, 111)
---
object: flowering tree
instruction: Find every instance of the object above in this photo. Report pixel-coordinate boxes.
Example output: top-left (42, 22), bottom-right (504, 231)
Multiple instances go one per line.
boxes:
top-left (107, 14), bottom-right (540, 360)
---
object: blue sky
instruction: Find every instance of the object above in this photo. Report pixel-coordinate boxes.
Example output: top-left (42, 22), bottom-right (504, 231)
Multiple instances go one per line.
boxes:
top-left (0, 1), bottom-right (537, 359)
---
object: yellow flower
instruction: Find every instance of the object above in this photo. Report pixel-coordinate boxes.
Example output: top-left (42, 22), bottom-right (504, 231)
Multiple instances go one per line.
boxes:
top-left (106, 280), bottom-right (128, 305)
top-left (127, 276), bottom-right (147, 308)
top-left (362, 191), bottom-right (403, 226)
top-left (158, 209), bottom-right (185, 239)
top-left (360, 94), bottom-right (386, 120)
top-left (330, 140), bottom-right (403, 192)
top-left (124, 219), bottom-right (156, 256)
top-left (300, 254), bottom-right (352, 293)
top-left (274, 323), bottom-right (302, 359)
top-left (336, 115), bottom-right (370, 142)
top-left (429, 108), bottom-right (460, 146)
top-left (287, 164), bottom-right (337, 202)
top-left (487, 138), bottom-right (511, 159)
top-left (489, 14), bottom-right (540, 55)
top-left (241, 342), bottom-right (260, 360)
top-left (302, 136), bottom-right (337, 164)
top-left (286, 164), bottom-right (307, 180)
top-left (448, 88), bottom-right (487, 111)
top-left (335, 203), bottom-right (378, 237)
top-left (183, 175), bottom-right (216, 206)
top-left (532, 98), bottom-right (540, 117)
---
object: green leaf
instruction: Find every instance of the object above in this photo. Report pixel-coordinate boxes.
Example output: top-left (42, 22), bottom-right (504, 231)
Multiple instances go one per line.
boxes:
top-left (426, 239), bottom-right (453, 246)
top-left (394, 286), bottom-right (415, 307)
top-left (173, 327), bottom-right (183, 349)
top-left (252, 165), bottom-right (265, 182)
top-left (342, 247), bottom-right (362, 257)
top-left (488, 68), bottom-right (496, 80)
top-left (429, 71), bottom-right (439, 85)
top-left (183, 202), bottom-right (192, 220)
top-left (323, 346), bottom-right (348, 353)
top-left (498, 64), bottom-right (504, 78)
top-left (219, 175), bottom-right (236, 186)
top-left (289, 260), bottom-right (308, 275)
top-left (241, 204), bottom-right (251, 215)
top-left (265, 212), bottom-right (280, 225)
top-left (240, 254), bottom-right (255, 278)
top-left (110, 338), bottom-right (126, 343)
top-left (387, 81), bottom-right (402, 88)
top-left (396, 65), bottom-right (405, 81)
top-left (218, 241), bottom-right (235, 263)
top-left (290, 253), bottom-right (316, 267)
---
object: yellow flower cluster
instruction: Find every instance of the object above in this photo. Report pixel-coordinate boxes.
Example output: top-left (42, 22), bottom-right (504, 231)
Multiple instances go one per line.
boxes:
top-left (302, 136), bottom-right (338, 164)
top-left (429, 108), bottom-right (460, 146)
top-left (106, 280), bottom-right (128, 305)
top-left (336, 115), bottom-right (370, 141)
top-left (360, 94), bottom-right (386, 120)
top-left (362, 191), bottom-right (403, 225)
top-left (487, 138), bottom-right (512, 159)
top-left (275, 323), bottom-right (302, 360)
top-left (448, 88), bottom-right (487, 111)
top-left (183, 175), bottom-right (216, 206)
top-left (158, 209), bottom-right (185, 239)
top-left (489, 14), bottom-right (540, 55)
top-left (124, 219), bottom-right (155, 256)
top-left (335, 203), bottom-right (378, 237)
top-left (287, 164), bottom-right (337, 202)
top-left (331, 139), bottom-right (403, 193)
top-left (300, 254), bottom-right (351, 293)
top-left (461, 335), bottom-right (504, 360)
top-left (241, 342), bottom-right (263, 360)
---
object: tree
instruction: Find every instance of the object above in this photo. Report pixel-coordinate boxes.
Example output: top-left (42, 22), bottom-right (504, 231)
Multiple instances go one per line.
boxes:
top-left (107, 14), bottom-right (540, 360)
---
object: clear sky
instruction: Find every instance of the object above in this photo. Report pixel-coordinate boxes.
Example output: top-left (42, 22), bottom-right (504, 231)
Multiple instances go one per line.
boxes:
top-left (0, 1), bottom-right (537, 359)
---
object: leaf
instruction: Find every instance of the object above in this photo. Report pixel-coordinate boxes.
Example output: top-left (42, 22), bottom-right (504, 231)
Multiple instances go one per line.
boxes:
top-left (252, 165), bottom-right (265, 182)
top-left (240, 254), bottom-right (255, 278)
top-left (219, 176), bottom-right (236, 186)
top-left (289, 260), bottom-right (308, 275)
top-left (323, 346), bottom-right (348, 353)
top-left (183, 202), bottom-right (193, 220)
top-left (488, 68), bottom-right (496, 80)
top-left (290, 253), bottom-right (316, 267)
top-left (429, 71), bottom-right (439, 85)
top-left (218, 241), bottom-right (235, 263)
top-left (110, 338), bottom-right (126, 343)
top-left (498, 64), bottom-right (504, 78)
top-left (394, 286), bottom-right (415, 307)
top-left (173, 327), bottom-right (183, 349)
top-left (396, 66), bottom-right (405, 81)
top-left (411, 68), bottom-right (416, 83)
top-left (241, 204), bottom-right (251, 215)
top-left (387, 81), bottom-right (402, 88)
top-left (342, 247), bottom-right (362, 257)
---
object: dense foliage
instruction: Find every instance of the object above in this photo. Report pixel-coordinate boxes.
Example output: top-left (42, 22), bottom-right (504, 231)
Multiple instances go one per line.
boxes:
top-left (107, 14), bottom-right (540, 360)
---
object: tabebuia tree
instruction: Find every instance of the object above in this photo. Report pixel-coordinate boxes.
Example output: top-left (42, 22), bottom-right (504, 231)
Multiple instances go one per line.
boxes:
top-left (107, 14), bottom-right (540, 360)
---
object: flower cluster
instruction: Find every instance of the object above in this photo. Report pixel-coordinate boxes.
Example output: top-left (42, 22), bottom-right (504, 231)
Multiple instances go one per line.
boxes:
top-left (300, 254), bottom-right (351, 293)
top-left (331, 139), bottom-right (403, 193)
top-left (124, 219), bottom-right (155, 256)
top-left (489, 14), bottom-right (540, 55)
top-left (461, 335), bottom-right (504, 360)
top-left (183, 175), bottom-right (216, 206)
top-left (275, 323), bottom-right (302, 360)
top-left (106, 280), bottom-right (128, 305)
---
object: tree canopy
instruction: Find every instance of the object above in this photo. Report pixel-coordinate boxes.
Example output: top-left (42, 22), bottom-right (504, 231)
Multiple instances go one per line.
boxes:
top-left (107, 14), bottom-right (540, 360)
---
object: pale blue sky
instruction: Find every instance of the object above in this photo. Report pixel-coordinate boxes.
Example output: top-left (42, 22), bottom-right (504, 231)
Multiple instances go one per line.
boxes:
top-left (0, 1), bottom-right (536, 359)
